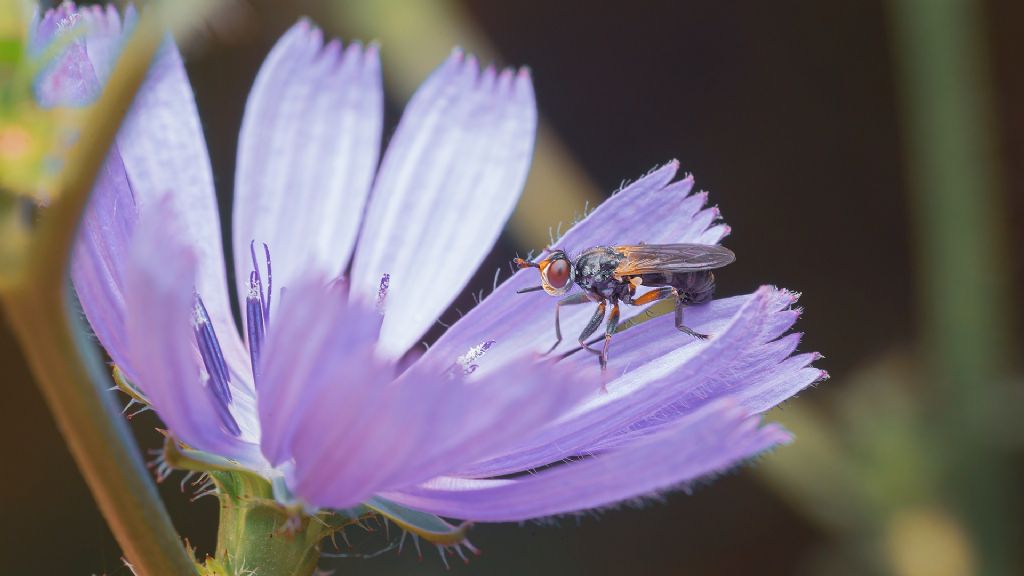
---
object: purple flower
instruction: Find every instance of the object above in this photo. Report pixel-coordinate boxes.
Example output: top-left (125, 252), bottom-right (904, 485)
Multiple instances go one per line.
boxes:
top-left (39, 4), bottom-right (823, 524)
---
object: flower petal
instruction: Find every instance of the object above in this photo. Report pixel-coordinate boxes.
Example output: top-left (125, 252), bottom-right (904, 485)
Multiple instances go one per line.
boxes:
top-left (381, 399), bottom-right (789, 522)
top-left (37, 5), bottom-right (139, 378)
top-left (351, 50), bottom-right (537, 357)
top-left (233, 20), bottom-right (382, 316)
top-left (70, 149), bottom-right (138, 378)
top-left (33, 5), bottom-right (104, 107)
top-left (79, 3), bottom-right (132, 82)
top-left (124, 201), bottom-right (264, 467)
top-left (258, 278), bottom-right (590, 509)
top-left (456, 286), bottom-right (807, 477)
top-left (115, 36), bottom-right (249, 386)
top-left (287, 359), bottom-right (590, 509)
top-left (256, 276), bottom-right (386, 466)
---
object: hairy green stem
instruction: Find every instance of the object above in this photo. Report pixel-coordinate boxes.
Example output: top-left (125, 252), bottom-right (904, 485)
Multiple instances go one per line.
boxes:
top-left (2, 4), bottom-right (223, 574)
top-left (3, 285), bottom-right (197, 575)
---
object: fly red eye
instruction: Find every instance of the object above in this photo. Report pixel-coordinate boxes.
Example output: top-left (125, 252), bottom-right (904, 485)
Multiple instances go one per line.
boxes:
top-left (546, 258), bottom-right (570, 289)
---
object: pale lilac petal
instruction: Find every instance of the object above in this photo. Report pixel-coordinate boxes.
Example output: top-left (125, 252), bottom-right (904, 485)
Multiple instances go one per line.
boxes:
top-left (69, 149), bottom-right (138, 379)
top-left (33, 7), bottom-right (102, 107)
top-left (260, 279), bottom-right (590, 509)
top-left (29, 3), bottom-right (76, 50)
top-left (381, 399), bottom-right (790, 522)
top-left (116, 37), bottom-right (251, 392)
top-left (414, 162), bottom-right (715, 377)
top-left (233, 20), bottom-right (382, 316)
top-left (352, 50), bottom-right (538, 357)
top-left (32, 4), bottom-right (131, 103)
top-left (456, 286), bottom-right (802, 477)
top-left (288, 361), bottom-right (590, 509)
top-left (256, 276), bottom-right (386, 466)
top-left (124, 203), bottom-right (263, 467)
top-left (590, 342), bottom-right (821, 452)
top-left (78, 3), bottom-right (131, 82)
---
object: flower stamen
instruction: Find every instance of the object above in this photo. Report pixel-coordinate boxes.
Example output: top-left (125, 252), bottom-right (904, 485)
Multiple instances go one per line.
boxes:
top-left (192, 292), bottom-right (241, 436)
top-left (247, 240), bottom-right (275, 385)
top-left (249, 240), bottom-right (273, 325)
top-left (246, 273), bottom-right (265, 386)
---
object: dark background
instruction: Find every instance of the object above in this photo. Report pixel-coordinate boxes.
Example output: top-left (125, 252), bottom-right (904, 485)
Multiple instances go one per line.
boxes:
top-left (2, 1), bottom-right (1021, 574)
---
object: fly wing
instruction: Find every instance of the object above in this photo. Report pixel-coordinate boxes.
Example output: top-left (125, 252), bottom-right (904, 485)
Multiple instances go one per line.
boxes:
top-left (613, 243), bottom-right (736, 276)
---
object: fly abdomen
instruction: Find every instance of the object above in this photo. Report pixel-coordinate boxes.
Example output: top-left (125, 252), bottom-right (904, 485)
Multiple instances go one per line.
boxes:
top-left (673, 271), bottom-right (716, 305)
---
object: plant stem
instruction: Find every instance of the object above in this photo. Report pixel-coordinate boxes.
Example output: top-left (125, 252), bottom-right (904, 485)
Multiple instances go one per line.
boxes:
top-left (1, 4), bottom-right (222, 575)
top-left (2, 285), bottom-right (197, 576)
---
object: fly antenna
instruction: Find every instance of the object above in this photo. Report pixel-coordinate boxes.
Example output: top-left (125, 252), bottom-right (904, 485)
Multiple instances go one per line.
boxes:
top-left (513, 257), bottom-right (539, 269)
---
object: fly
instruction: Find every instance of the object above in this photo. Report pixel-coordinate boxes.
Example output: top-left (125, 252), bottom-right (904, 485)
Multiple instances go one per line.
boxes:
top-left (514, 243), bottom-right (736, 371)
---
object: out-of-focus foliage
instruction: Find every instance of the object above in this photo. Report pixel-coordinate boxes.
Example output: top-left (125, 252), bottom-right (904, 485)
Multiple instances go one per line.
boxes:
top-left (758, 0), bottom-right (1020, 575)
top-left (0, 0), bottom-right (83, 286)
top-left (760, 354), bottom-right (978, 576)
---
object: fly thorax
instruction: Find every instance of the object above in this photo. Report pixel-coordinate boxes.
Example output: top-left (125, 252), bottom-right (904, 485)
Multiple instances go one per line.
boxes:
top-left (574, 247), bottom-right (624, 291)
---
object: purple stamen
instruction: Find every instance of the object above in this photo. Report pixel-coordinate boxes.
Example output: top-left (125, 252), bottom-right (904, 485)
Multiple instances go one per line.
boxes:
top-left (248, 240), bottom-right (274, 326)
top-left (192, 292), bottom-right (240, 436)
top-left (246, 241), bottom-right (274, 385)
top-left (249, 240), bottom-right (266, 317)
top-left (246, 279), bottom-right (266, 387)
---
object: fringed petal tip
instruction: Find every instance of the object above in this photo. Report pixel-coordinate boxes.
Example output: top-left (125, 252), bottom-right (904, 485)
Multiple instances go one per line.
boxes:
top-left (233, 18), bottom-right (383, 318)
top-left (437, 46), bottom-right (535, 101)
top-left (32, 2), bottom-right (125, 48)
top-left (282, 17), bottom-right (379, 65)
top-left (78, 3), bottom-right (122, 32)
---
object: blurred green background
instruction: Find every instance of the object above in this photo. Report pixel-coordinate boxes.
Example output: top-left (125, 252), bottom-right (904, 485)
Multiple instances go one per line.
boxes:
top-left (2, 0), bottom-right (1022, 574)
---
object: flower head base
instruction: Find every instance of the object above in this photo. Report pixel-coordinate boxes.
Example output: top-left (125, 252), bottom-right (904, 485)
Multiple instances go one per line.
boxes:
top-left (40, 2), bottom-right (824, 568)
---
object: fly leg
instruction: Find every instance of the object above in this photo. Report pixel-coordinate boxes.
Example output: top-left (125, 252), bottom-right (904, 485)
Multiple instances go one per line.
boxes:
top-left (599, 299), bottom-right (621, 371)
top-left (628, 286), bottom-right (707, 339)
top-left (545, 292), bottom-right (591, 355)
top-left (675, 296), bottom-right (708, 340)
top-left (577, 299), bottom-right (607, 362)
top-left (627, 286), bottom-right (677, 307)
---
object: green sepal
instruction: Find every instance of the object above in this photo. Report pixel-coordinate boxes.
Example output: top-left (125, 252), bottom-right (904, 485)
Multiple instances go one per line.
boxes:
top-left (161, 434), bottom-right (261, 479)
top-left (364, 496), bottom-right (470, 546)
top-left (112, 364), bottom-right (149, 406)
top-left (207, 470), bottom-right (321, 576)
